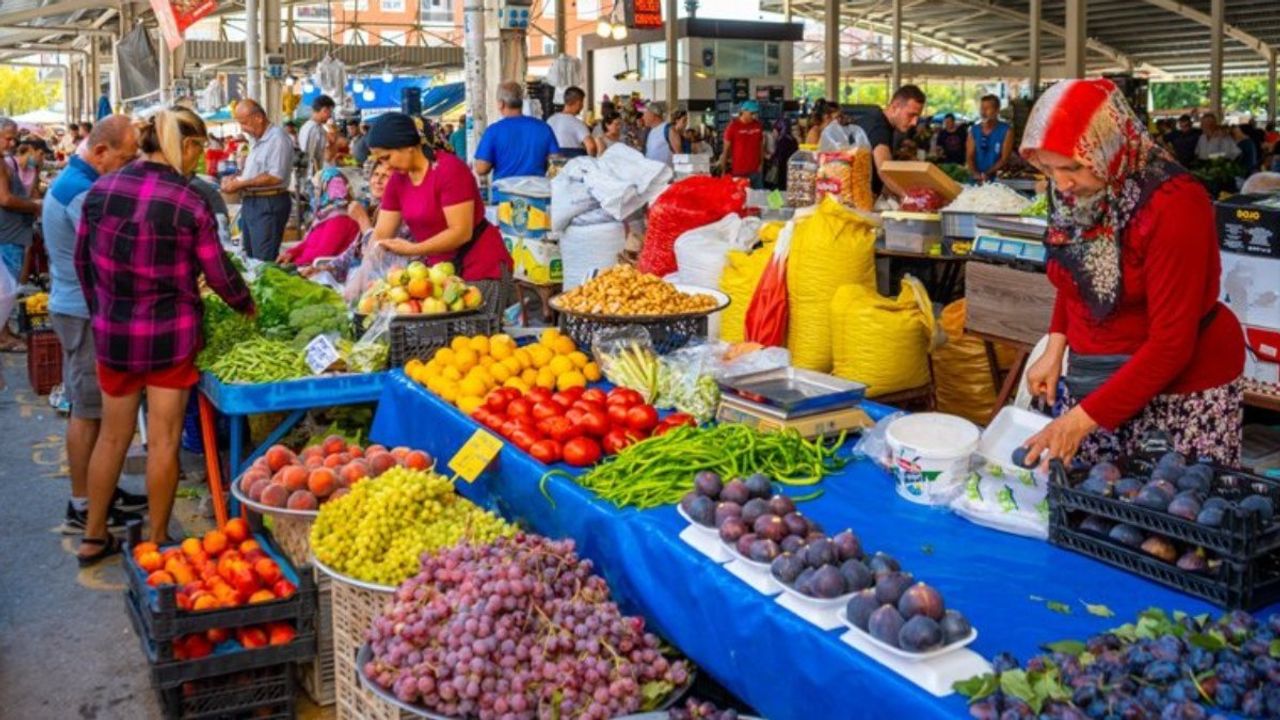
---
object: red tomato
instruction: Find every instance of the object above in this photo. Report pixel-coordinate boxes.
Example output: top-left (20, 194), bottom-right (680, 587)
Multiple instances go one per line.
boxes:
top-left (551, 392), bottom-right (575, 409)
top-left (606, 388), bottom-right (636, 407)
top-left (560, 386), bottom-right (585, 401)
top-left (626, 405), bottom-right (659, 432)
top-left (535, 417), bottom-right (556, 436)
top-left (664, 412), bottom-right (697, 427)
top-left (572, 400), bottom-right (605, 416)
top-left (566, 407), bottom-right (586, 425)
top-left (526, 388), bottom-right (553, 404)
top-left (529, 439), bottom-right (562, 464)
top-left (601, 429), bottom-right (637, 455)
top-left (507, 398), bottom-right (532, 419)
top-left (579, 410), bottom-right (610, 438)
top-left (499, 387), bottom-right (524, 402)
top-left (562, 437), bottom-right (602, 467)
top-left (532, 401), bottom-right (563, 421)
top-left (510, 430), bottom-right (537, 452)
top-left (606, 403), bottom-right (630, 427)
top-left (580, 388), bottom-right (607, 405)
top-left (500, 419), bottom-right (523, 439)
top-left (485, 390), bottom-right (510, 413)
top-left (543, 416), bottom-right (580, 443)
top-left (480, 412), bottom-right (506, 433)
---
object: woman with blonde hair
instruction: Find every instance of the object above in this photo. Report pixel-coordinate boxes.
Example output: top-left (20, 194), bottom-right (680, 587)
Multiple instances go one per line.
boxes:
top-left (74, 107), bottom-right (255, 564)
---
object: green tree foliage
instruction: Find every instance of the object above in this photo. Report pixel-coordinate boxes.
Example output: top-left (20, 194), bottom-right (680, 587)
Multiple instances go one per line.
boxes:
top-left (0, 66), bottom-right (60, 116)
top-left (1151, 77), bottom-right (1275, 116)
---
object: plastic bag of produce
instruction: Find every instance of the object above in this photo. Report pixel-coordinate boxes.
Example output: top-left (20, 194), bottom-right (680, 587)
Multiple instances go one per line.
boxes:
top-left (591, 326), bottom-right (661, 401)
top-left (718, 239), bottom-right (774, 343)
top-left (831, 275), bottom-right (936, 396)
top-left (340, 309), bottom-right (392, 372)
top-left (785, 198), bottom-right (878, 370)
top-left (672, 213), bottom-right (760, 290)
top-left (656, 342), bottom-right (722, 422)
top-left (932, 299), bottom-right (1018, 425)
top-left (816, 148), bottom-right (874, 211)
top-left (560, 221), bottom-right (627, 291)
top-left (640, 175), bottom-right (747, 277)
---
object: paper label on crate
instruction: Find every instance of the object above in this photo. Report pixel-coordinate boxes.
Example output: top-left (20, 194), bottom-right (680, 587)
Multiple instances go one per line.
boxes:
top-left (303, 334), bottom-right (341, 374)
top-left (448, 429), bottom-right (504, 483)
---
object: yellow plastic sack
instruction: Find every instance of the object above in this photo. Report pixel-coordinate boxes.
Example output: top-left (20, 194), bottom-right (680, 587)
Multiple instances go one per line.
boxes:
top-left (719, 238), bottom-right (774, 343)
top-left (932, 299), bottom-right (1018, 424)
top-left (786, 196), bottom-right (878, 370)
top-left (831, 276), bottom-right (936, 397)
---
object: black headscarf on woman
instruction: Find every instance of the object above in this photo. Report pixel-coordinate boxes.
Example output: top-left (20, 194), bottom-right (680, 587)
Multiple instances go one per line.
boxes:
top-left (366, 112), bottom-right (435, 160)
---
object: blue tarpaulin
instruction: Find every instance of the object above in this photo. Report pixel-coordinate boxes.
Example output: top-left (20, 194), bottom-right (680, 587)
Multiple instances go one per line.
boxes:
top-left (301, 76), bottom-right (427, 115)
top-left (420, 82), bottom-right (465, 117)
top-left (369, 370), bottom-right (1277, 719)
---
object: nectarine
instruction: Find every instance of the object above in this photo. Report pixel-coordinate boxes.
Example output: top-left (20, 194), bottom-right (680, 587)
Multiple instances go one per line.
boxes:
top-left (239, 539), bottom-right (261, 554)
top-left (181, 537), bottom-right (202, 558)
top-left (267, 622), bottom-right (297, 646)
top-left (147, 570), bottom-right (175, 587)
top-left (286, 490), bottom-right (318, 511)
top-left (201, 530), bottom-right (228, 556)
top-left (322, 435), bottom-right (347, 456)
top-left (248, 589), bottom-right (276, 604)
top-left (404, 450), bottom-right (433, 471)
top-left (259, 484), bottom-right (289, 508)
top-left (264, 445), bottom-right (294, 472)
top-left (367, 452), bottom-right (397, 476)
top-left (131, 541), bottom-right (159, 560)
top-left (254, 558), bottom-right (282, 585)
top-left (236, 626), bottom-right (268, 649)
top-left (272, 580), bottom-right (297, 598)
top-left (223, 518), bottom-right (250, 544)
top-left (307, 468), bottom-right (337, 498)
top-left (191, 593), bottom-right (219, 611)
top-left (277, 465), bottom-right (308, 492)
top-left (206, 627), bottom-right (229, 644)
top-left (137, 550), bottom-right (164, 573)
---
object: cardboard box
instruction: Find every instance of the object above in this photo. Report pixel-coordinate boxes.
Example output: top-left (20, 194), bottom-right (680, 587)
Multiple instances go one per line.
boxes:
top-left (494, 188), bottom-right (552, 239)
top-left (1244, 325), bottom-right (1280, 386)
top-left (504, 233), bottom-right (563, 285)
top-left (1217, 194), bottom-right (1280, 333)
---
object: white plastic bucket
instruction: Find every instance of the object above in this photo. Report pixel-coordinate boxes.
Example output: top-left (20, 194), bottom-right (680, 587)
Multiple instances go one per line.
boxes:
top-left (886, 413), bottom-right (981, 505)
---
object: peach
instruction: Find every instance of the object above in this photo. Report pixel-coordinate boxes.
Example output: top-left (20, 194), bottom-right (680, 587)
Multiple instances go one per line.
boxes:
top-left (175, 592), bottom-right (193, 611)
top-left (264, 445), bottom-right (295, 472)
top-left (223, 518), bottom-right (250, 544)
top-left (272, 579), bottom-right (297, 598)
top-left (191, 592), bottom-right (219, 611)
top-left (404, 450), bottom-right (433, 471)
top-left (322, 435), bottom-right (347, 456)
top-left (248, 589), bottom-right (276, 604)
top-left (206, 627), bottom-right (229, 644)
top-left (248, 478), bottom-right (271, 502)
top-left (254, 558), bottom-right (282, 585)
top-left (365, 444), bottom-right (388, 456)
top-left (201, 530), bottom-right (228, 556)
top-left (183, 634), bottom-right (213, 659)
top-left (131, 541), bottom-right (159, 560)
top-left (340, 460), bottom-right (369, 486)
top-left (147, 570), bottom-right (175, 587)
top-left (180, 538), bottom-right (203, 558)
top-left (347, 444), bottom-right (365, 458)
top-left (267, 622), bottom-right (297, 646)
top-left (367, 452), bottom-right (397, 476)
top-left (286, 490), bottom-right (318, 511)
top-left (307, 468), bottom-right (337, 498)
top-left (298, 446), bottom-right (324, 465)
top-left (239, 539), bottom-right (261, 554)
top-left (390, 446), bottom-right (411, 460)
top-left (136, 550), bottom-right (164, 573)
top-left (259, 484), bottom-right (289, 508)
top-left (250, 456), bottom-right (270, 474)
top-left (236, 626), bottom-right (268, 649)
top-left (276, 466), bottom-right (308, 492)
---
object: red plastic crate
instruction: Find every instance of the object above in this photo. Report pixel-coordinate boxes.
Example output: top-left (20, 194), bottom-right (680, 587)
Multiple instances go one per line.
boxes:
top-left (26, 329), bottom-right (61, 395)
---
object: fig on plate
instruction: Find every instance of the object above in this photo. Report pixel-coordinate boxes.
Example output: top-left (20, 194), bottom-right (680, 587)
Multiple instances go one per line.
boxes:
top-left (780, 535), bottom-right (806, 554)
top-left (718, 517), bottom-right (748, 543)
top-left (832, 529), bottom-right (863, 561)
top-left (748, 538), bottom-right (781, 564)
top-left (767, 495), bottom-right (796, 517)
top-left (687, 495), bottom-right (716, 526)
top-left (743, 473), bottom-right (772, 499)
top-left (874, 572), bottom-right (915, 606)
top-left (694, 471), bottom-right (723, 498)
top-left (771, 554), bottom-right (805, 584)
top-left (740, 498), bottom-right (770, 525)
top-left (898, 582), bottom-right (945, 621)
top-left (899, 615), bottom-right (944, 653)
top-left (839, 559), bottom-right (873, 592)
top-left (735, 533), bottom-right (757, 557)
top-left (753, 515), bottom-right (788, 543)
top-left (845, 590), bottom-right (880, 630)
top-left (714, 502), bottom-right (743, 527)
top-left (782, 512), bottom-right (809, 537)
top-left (809, 565), bottom-right (847, 599)
top-left (868, 552), bottom-right (900, 577)
top-left (804, 538), bottom-right (837, 568)
top-left (940, 610), bottom-right (973, 644)
top-left (869, 605), bottom-right (906, 648)
top-left (720, 479), bottom-right (749, 505)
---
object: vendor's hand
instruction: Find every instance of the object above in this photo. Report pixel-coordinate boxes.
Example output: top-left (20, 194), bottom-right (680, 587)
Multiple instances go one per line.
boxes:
top-left (1026, 351), bottom-right (1064, 406)
top-left (220, 177), bottom-right (239, 193)
top-left (377, 238), bottom-right (420, 256)
top-left (1020, 406), bottom-right (1098, 468)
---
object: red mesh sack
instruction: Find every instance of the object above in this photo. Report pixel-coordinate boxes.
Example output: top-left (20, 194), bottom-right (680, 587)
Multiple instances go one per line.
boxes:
top-left (640, 176), bottom-right (747, 277)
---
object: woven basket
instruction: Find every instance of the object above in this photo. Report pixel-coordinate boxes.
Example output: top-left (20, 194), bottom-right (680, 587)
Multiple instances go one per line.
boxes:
top-left (269, 516), bottom-right (335, 706)
top-left (331, 579), bottom-right (408, 720)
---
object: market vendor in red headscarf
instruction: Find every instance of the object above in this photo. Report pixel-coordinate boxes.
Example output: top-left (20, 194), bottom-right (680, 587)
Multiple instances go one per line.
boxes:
top-left (1018, 78), bottom-right (1246, 467)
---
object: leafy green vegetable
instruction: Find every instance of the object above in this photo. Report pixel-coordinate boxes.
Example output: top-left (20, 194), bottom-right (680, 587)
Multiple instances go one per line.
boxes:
top-left (1021, 194), bottom-right (1048, 218)
top-left (1082, 601), bottom-right (1115, 618)
top-left (953, 673), bottom-right (999, 700)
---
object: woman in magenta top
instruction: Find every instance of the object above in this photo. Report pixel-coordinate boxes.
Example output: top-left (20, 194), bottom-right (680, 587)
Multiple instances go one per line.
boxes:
top-left (1018, 79), bottom-right (1245, 467)
top-left (366, 112), bottom-right (510, 287)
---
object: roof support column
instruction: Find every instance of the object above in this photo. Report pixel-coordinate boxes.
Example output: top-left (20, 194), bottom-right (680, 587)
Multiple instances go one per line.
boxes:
top-left (1269, 50), bottom-right (1277, 126)
top-left (157, 31), bottom-right (170, 105)
top-left (784, 0), bottom-right (792, 25)
top-left (263, 0), bottom-right (281, 123)
top-left (463, 0), bottom-right (486, 164)
top-left (87, 37), bottom-right (98, 118)
top-left (665, 0), bottom-right (678, 111)
top-left (1209, 0), bottom-right (1223, 118)
top-left (245, 0), bottom-right (260, 102)
top-left (824, 0), bottom-right (838, 99)
top-left (1029, 0), bottom-right (1041, 96)
top-left (1064, 0), bottom-right (1085, 78)
top-left (555, 0), bottom-right (566, 55)
top-left (890, 0), bottom-right (902, 90)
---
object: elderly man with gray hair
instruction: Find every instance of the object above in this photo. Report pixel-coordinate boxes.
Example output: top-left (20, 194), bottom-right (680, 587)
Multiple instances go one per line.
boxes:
top-left (474, 81), bottom-right (560, 180)
top-left (222, 99), bottom-right (294, 260)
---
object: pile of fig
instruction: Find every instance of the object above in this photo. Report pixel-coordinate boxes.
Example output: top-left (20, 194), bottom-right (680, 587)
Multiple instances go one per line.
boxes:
top-left (680, 471), bottom-right (824, 564)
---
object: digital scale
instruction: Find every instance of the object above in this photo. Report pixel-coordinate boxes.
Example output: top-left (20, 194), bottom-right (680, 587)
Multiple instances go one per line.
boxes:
top-left (971, 216), bottom-right (1049, 269)
top-left (716, 367), bottom-right (873, 439)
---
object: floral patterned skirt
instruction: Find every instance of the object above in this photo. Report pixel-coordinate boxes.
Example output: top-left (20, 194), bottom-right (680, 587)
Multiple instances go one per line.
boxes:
top-left (1053, 379), bottom-right (1244, 466)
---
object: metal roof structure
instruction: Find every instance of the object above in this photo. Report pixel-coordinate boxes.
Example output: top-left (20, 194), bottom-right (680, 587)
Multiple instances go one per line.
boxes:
top-left (765, 0), bottom-right (1280, 79)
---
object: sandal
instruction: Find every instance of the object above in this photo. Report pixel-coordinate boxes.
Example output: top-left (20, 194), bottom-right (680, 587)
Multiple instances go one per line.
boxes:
top-left (0, 340), bottom-right (24, 353)
top-left (77, 534), bottom-right (121, 567)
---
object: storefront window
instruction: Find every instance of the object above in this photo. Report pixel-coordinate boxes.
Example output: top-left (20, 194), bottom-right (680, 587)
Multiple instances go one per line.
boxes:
top-left (712, 41), bottom-right (779, 79)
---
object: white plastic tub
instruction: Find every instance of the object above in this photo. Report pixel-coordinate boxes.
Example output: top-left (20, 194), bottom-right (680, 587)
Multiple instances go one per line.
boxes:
top-left (886, 413), bottom-right (981, 505)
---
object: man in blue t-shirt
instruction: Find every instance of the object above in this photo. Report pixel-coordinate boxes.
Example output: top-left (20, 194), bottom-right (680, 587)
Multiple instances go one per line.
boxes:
top-left (474, 81), bottom-right (560, 180)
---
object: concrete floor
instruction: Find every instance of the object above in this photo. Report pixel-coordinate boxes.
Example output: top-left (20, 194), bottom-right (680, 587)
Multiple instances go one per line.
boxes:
top-left (0, 355), bottom-right (332, 720)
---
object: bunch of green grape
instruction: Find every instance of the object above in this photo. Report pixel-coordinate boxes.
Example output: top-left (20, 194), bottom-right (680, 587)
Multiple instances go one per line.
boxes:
top-left (310, 466), bottom-right (514, 586)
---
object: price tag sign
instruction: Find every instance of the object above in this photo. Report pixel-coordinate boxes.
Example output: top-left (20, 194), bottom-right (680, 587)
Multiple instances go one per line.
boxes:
top-left (448, 429), bottom-right (504, 483)
top-left (303, 334), bottom-right (341, 375)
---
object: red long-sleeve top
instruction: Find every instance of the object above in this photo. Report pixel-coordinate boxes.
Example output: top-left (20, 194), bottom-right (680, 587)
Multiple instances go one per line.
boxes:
top-left (1048, 173), bottom-right (1245, 431)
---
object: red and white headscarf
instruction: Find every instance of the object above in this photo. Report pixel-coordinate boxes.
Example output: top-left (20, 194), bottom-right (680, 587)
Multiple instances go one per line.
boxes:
top-left (1020, 78), bottom-right (1182, 320)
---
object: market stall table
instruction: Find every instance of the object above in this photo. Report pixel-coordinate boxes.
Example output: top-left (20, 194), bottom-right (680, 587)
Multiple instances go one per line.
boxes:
top-left (369, 371), bottom-right (1273, 720)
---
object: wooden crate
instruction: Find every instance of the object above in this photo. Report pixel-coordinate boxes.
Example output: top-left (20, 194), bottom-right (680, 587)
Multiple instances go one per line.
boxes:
top-left (331, 579), bottom-right (409, 720)
top-left (270, 516), bottom-right (335, 706)
top-left (963, 261), bottom-right (1056, 347)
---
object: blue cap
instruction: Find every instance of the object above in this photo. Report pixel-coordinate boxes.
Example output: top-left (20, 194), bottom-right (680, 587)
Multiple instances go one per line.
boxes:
top-left (740, 100), bottom-right (760, 113)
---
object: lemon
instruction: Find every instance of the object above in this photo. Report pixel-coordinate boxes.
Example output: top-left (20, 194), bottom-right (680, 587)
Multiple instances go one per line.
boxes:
top-left (528, 345), bottom-right (553, 368)
top-left (468, 366), bottom-right (494, 387)
top-left (490, 341), bottom-right (513, 361)
top-left (503, 377), bottom-right (529, 393)
top-left (438, 381), bottom-right (460, 403)
top-left (489, 363), bottom-right (512, 382)
top-left (567, 351), bottom-right (590, 369)
top-left (556, 370), bottom-right (587, 392)
top-left (583, 361), bottom-right (602, 382)
top-left (535, 368), bottom-right (557, 389)
top-left (450, 336), bottom-right (470, 353)
top-left (457, 395), bottom-right (485, 415)
top-left (539, 328), bottom-right (561, 347)
top-left (552, 335), bottom-right (577, 356)
top-left (424, 359), bottom-right (440, 375)
top-left (479, 355), bottom-right (495, 368)
top-left (501, 357), bottom-right (522, 375)
top-left (443, 365), bottom-right (463, 382)
top-left (454, 348), bottom-right (478, 373)
top-left (468, 336), bottom-right (490, 356)
top-left (459, 376), bottom-right (487, 398)
top-left (513, 348), bottom-right (533, 370)
top-left (405, 359), bottom-right (423, 374)
top-left (491, 333), bottom-right (514, 348)
top-left (548, 355), bottom-right (574, 376)
top-left (434, 347), bottom-right (456, 366)
top-left (521, 368), bottom-right (539, 385)
top-left (426, 375), bottom-right (443, 393)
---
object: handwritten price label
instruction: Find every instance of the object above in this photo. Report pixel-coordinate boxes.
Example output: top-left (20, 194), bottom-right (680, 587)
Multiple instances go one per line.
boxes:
top-left (448, 429), bottom-right (504, 483)
top-left (303, 334), bottom-right (342, 374)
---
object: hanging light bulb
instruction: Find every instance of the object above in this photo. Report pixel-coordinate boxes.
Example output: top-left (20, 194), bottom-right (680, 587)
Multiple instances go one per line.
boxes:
top-left (285, 76), bottom-right (295, 87)
top-left (596, 18), bottom-right (611, 38)
top-left (611, 23), bottom-right (628, 41)
top-left (381, 65), bottom-right (393, 84)
top-left (362, 87), bottom-right (375, 102)
top-left (353, 76), bottom-right (365, 93)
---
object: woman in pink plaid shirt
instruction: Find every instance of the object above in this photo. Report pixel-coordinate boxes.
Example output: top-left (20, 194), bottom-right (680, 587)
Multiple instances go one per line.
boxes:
top-left (74, 107), bottom-right (256, 565)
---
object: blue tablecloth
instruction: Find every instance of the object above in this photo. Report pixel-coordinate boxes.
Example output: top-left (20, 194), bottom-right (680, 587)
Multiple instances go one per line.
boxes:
top-left (370, 371), bottom-right (1268, 719)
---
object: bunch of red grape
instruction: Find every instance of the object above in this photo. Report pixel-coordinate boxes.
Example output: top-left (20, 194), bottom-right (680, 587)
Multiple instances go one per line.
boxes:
top-left (365, 533), bottom-right (691, 719)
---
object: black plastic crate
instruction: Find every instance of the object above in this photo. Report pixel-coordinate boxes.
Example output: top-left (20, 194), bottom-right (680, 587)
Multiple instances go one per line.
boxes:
top-left (157, 661), bottom-right (296, 720)
top-left (123, 522), bottom-right (317, 643)
top-left (387, 312), bottom-right (501, 367)
top-left (558, 313), bottom-right (708, 356)
top-left (127, 589), bottom-right (317, 689)
top-left (1048, 462), bottom-right (1280, 560)
top-left (1050, 524), bottom-right (1280, 611)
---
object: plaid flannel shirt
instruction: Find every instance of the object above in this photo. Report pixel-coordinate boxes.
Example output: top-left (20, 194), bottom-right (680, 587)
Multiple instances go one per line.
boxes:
top-left (75, 159), bottom-right (255, 373)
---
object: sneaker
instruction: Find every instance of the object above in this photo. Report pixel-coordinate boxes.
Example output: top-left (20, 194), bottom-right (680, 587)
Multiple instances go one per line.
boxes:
top-left (61, 502), bottom-right (143, 535)
top-left (114, 487), bottom-right (149, 512)
top-left (49, 384), bottom-right (69, 413)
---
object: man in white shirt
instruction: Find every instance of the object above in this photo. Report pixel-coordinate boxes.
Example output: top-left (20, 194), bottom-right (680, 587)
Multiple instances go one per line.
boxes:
top-left (297, 94), bottom-right (334, 204)
top-left (1195, 113), bottom-right (1242, 161)
top-left (545, 86), bottom-right (597, 157)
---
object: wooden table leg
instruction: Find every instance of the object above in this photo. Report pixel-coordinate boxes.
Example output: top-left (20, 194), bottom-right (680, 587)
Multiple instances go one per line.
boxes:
top-left (197, 394), bottom-right (229, 528)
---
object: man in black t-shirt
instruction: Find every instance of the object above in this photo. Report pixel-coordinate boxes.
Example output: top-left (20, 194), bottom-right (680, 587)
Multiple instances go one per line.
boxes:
top-left (857, 84), bottom-right (927, 197)
top-left (1163, 114), bottom-right (1200, 168)
top-left (930, 113), bottom-right (967, 165)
